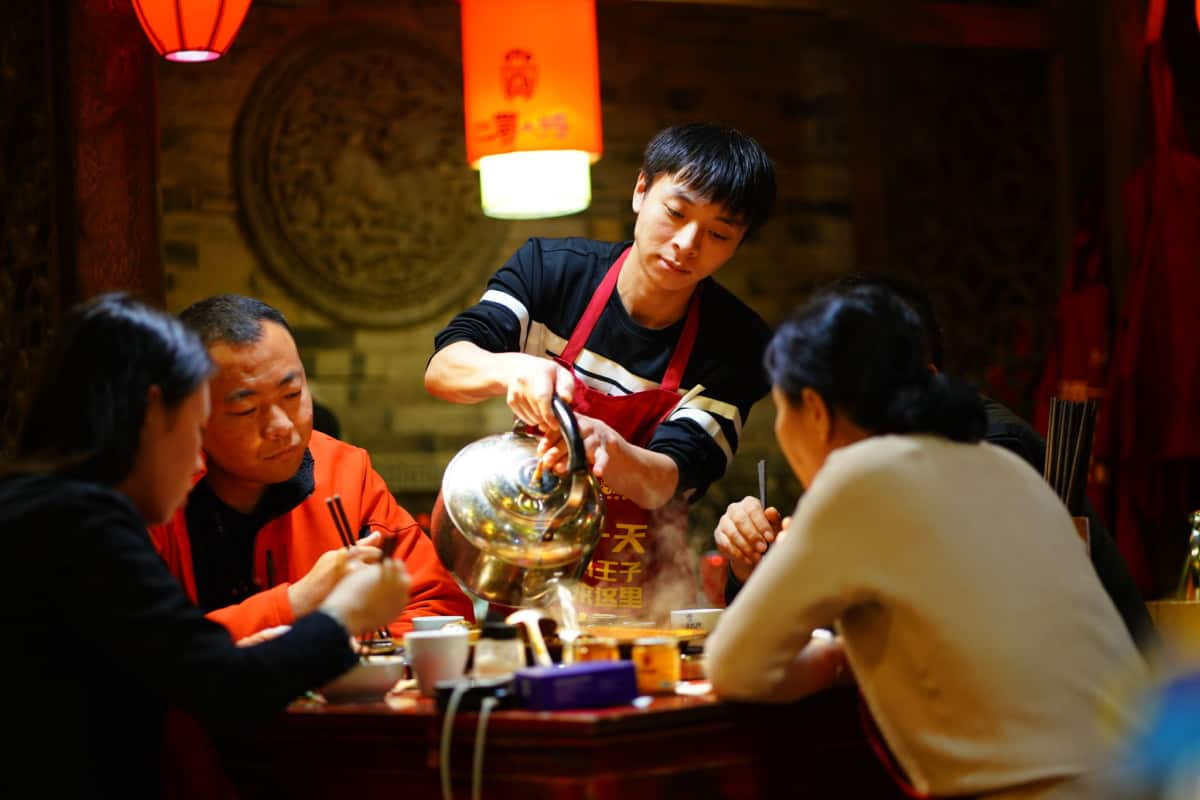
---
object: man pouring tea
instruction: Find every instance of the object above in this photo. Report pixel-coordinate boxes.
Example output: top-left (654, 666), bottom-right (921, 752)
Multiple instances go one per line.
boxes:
top-left (425, 123), bottom-right (777, 619)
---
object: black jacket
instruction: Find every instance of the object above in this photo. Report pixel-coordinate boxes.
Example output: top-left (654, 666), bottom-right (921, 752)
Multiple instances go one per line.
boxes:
top-left (0, 473), bottom-right (357, 799)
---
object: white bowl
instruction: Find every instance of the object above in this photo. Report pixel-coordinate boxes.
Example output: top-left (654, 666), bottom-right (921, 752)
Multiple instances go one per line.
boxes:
top-left (318, 655), bottom-right (406, 702)
top-left (411, 615), bottom-right (466, 631)
top-left (669, 608), bottom-right (724, 633)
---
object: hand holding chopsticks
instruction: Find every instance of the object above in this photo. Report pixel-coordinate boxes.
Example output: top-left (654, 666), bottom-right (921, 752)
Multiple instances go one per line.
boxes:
top-left (323, 494), bottom-right (396, 651)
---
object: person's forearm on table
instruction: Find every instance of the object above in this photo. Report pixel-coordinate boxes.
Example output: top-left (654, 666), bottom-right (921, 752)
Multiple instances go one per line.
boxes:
top-left (708, 613), bottom-right (842, 703)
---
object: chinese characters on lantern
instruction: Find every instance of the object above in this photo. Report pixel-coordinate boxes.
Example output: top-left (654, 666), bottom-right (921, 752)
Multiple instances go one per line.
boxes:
top-left (470, 111), bottom-right (572, 149)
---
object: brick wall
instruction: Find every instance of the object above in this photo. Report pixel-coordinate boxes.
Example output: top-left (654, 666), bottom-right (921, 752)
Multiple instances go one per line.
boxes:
top-left (158, 0), bottom-right (852, 532)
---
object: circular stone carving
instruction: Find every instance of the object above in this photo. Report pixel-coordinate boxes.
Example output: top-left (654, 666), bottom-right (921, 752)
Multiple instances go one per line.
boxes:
top-left (234, 24), bottom-right (507, 328)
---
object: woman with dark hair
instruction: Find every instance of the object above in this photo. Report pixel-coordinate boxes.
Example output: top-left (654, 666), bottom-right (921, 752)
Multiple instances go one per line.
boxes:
top-left (0, 294), bottom-right (411, 799)
top-left (705, 286), bottom-right (1146, 799)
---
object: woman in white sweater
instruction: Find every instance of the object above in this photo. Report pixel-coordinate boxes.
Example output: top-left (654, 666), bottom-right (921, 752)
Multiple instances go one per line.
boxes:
top-left (705, 285), bottom-right (1147, 799)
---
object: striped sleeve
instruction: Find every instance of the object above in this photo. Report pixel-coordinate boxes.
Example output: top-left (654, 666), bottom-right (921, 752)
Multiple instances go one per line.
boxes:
top-left (647, 291), bottom-right (771, 499)
top-left (651, 389), bottom-right (755, 499)
top-left (433, 239), bottom-right (542, 355)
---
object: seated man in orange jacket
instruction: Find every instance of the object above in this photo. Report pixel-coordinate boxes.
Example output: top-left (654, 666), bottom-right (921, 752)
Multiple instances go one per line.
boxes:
top-left (149, 294), bottom-right (474, 641)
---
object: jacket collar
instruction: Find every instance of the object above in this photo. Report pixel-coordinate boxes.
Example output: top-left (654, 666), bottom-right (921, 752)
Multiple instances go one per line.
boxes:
top-left (195, 448), bottom-right (316, 525)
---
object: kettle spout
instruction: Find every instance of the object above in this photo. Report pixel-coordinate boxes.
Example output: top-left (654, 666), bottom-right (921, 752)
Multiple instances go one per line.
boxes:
top-left (506, 609), bottom-right (554, 667)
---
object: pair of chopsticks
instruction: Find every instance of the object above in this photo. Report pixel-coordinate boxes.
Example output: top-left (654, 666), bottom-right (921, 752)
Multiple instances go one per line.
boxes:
top-left (323, 494), bottom-right (393, 649)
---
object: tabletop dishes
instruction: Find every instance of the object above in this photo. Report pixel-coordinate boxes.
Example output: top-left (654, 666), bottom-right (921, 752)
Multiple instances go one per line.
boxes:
top-left (318, 654), bottom-right (407, 702)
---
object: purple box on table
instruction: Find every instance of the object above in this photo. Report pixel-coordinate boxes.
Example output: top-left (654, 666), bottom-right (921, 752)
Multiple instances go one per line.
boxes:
top-left (513, 661), bottom-right (638, 710)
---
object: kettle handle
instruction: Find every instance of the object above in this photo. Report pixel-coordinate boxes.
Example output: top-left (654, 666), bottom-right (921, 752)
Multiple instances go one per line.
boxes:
top-left (551, 396), bottom-right (589, 474)
top-left (512, 396), bottom-right (589, 474)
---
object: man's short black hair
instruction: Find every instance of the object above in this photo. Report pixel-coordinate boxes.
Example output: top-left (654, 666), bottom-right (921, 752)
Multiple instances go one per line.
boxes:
top-left (178, 294), bottom-right (292, 347)
top-left (640, 123), bottom-right (776, 241)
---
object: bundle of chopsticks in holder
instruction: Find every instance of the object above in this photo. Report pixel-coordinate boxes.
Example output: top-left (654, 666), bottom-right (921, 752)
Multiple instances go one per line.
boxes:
top-left (1042, 397), bottom-right (1098, 517)
top-left (324, 493), bottom-right (395, 656)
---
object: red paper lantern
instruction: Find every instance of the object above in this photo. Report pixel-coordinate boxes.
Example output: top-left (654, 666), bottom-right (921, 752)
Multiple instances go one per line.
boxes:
top-left (132, 0), bottom-right (253, 63)
top-left (460, 0), bottom-right (603, 218)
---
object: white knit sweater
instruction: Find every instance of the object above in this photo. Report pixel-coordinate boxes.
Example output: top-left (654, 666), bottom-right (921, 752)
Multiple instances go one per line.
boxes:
top-left (706, 435), bottom-right (1147, 799)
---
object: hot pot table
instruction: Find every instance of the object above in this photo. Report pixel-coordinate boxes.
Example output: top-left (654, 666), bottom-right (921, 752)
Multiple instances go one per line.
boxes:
top-left (209, 684), bottom-right (905, 799)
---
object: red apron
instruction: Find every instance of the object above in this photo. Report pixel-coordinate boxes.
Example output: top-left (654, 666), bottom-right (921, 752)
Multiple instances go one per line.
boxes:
top-left (556, 247), bottom-right (701, 621)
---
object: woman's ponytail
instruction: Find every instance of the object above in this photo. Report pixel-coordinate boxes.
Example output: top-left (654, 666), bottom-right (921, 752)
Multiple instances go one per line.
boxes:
top-left (882, 372), bottom-right (986, 442)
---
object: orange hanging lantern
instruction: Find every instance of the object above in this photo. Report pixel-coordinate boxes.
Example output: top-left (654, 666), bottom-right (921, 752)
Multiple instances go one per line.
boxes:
top-left (460, 0), bottom-right (603, 219)
top-left (132, 0), bottom-right (253, 63)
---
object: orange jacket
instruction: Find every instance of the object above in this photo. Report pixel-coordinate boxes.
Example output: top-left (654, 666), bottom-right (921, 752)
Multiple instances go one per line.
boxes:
top-left (149, 431), bottom-right (474, 640)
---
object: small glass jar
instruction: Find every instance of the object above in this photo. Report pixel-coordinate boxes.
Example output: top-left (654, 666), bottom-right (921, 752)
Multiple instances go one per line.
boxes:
top-left (472, 622), bottom-right (525, 679)
top-left (631, 636), bottom-right (680, 694)
top-left (679, 651), bottom-right (706, 681)
top-left (574, 636), bottom-right (620, 663)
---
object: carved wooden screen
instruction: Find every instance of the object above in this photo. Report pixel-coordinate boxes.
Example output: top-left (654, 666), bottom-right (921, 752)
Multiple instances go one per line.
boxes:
top-left (0, 3), bottom-right (68, 457)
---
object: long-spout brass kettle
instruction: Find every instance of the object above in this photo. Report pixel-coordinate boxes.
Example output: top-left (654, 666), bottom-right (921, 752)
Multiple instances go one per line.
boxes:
top-left (430, 397), bottom-right (606, 608)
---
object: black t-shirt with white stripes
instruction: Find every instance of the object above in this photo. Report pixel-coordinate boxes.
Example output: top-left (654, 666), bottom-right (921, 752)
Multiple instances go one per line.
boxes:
top-left (433, 236), bottom-right (772, 499)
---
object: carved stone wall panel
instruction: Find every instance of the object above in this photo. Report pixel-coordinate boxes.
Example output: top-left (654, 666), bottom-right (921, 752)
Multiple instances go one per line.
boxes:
top-left (233, 23), bottom-right (507, 329)
top-left (878, 46), bottom-right (1059, 417)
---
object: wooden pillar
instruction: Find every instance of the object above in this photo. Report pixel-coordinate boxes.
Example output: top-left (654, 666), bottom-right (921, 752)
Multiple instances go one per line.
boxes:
top-left (63, 0), bottom-right (163, 304)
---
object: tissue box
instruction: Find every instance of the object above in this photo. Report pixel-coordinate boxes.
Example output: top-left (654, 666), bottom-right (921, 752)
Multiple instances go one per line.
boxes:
top-left (513, 661), bottom-right (638, 710)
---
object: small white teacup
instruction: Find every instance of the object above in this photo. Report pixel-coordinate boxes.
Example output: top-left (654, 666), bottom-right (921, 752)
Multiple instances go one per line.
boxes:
top-left (403, 628), bottom-right (470, 696)
top-left (670, 608), bottom-right (724, 634)
top-left (411, 615), bottom-right (466, 632)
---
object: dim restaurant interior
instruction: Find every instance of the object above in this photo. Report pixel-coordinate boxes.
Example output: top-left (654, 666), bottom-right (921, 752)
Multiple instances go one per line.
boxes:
top-left (2, 0), bottom-right (1200, 797)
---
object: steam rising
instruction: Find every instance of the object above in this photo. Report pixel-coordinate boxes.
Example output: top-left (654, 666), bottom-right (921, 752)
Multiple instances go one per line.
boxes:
top-left (540, 498), bottom-right (703, 628)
